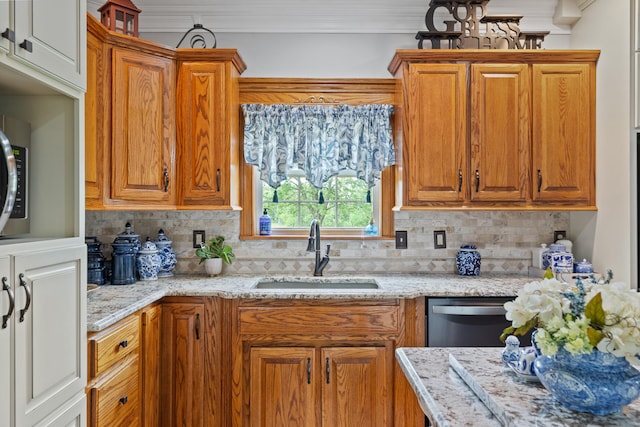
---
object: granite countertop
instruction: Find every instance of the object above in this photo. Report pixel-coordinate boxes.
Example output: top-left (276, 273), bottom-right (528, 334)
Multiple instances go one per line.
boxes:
top-left (396, 347), bottom-right (640, 427)
top-left (87, 273), bottom-right (532, 331)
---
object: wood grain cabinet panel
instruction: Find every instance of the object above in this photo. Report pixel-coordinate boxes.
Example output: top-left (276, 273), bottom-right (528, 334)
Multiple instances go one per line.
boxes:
top-left (177, 61), bottom-right (228, 207)
top-left (141, 304), bottom-right (162, 427)
top-left (89, 314), bottom-right (140, 379)
top-left (389, 50), bottom-right (599, 209)
top-left (111, 47), bottom-right (176, 206)
top-left (161, 301), bottom-right (205, 427)
top-left (89, 357), bottom-right (140, 427)
top-left (532, 63), bottom-right (594, 204)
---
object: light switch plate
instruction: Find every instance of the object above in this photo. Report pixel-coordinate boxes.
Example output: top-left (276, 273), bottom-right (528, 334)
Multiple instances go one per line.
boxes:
top-left (395, 230), bottom-right (408, 249)
top-left (193, 230), bottom-right (206, 248)
top-left (434, 230), bottom-right (447, 249)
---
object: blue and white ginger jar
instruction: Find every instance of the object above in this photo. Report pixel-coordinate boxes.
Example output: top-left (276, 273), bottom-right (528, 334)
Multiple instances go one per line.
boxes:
top-left (155, 229), bottom-right (177, 277)
top-left (136, 238), bottom-right (162, 281)
top-left (456, 244), bottom-right (481, 276)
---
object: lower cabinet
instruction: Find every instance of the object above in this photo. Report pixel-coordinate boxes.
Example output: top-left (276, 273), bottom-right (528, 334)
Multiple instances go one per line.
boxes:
top-left (250, 345), bottom-right (388, 427)
top-left (141, 304), bottom-right (162, 427)
top-left (233, 298), bottom-right (424, 426)
top-left (87, 313), bottom-right (141, 427)
top-left (160, 298), bottom-right (205, 427)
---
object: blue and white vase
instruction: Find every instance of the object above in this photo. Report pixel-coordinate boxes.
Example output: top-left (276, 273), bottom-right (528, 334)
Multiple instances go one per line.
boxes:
top-left (155, 229), bottom-right (177, 277)
top-left (136, 238), bottom-right (162, 281)
top-left (534, 349), bottom-right (640, 415)
top-left (456, 244), bottom-right (481, 276)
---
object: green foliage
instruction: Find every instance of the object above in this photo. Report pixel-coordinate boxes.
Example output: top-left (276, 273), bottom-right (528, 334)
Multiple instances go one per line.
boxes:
top-left (263, 176), bottom-right (372, 228)
top-left (585, 292), bottom-right (606, 346)
top-left (195, 236), bottom-right (236, 265)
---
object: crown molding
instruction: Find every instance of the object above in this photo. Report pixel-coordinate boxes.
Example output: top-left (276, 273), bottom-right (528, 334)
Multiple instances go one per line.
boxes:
top-left (576, 0), bottom-right (598, 11)
top-left (89, 0), bottom-right (567, 35)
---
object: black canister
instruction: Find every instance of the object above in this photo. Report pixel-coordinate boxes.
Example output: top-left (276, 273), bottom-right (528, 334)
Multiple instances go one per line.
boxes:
top-left (111, 235), bottom-right (138, 285)
top-left (86, 236), bottom-right (106, 285)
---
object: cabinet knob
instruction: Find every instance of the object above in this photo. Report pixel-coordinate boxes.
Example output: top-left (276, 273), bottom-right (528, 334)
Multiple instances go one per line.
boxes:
top-left (119, 395), bottom-right (128, 405)
top-left (18, 39), bottom-right (32, 53)
top-left (163, 167), bottom-right (169, 192)
top-left (458, 169), bottom-right (463, 192)
top-left (216, 168), bottom-right (221, 192)
top-left (537, 169), bottom-right (542, 192)
top-left (119, 340), bottom-right (128, 348)
top-left (1, 28), bottom-right (15, 42)
top-left (2, 277), bottom-right (14, 329)
top-left (475, 169), bottom-right (480, 193)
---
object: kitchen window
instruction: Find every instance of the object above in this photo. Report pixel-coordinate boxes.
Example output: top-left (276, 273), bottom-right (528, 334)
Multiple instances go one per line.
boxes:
top-left (257, 170), bottom-right (381, 236)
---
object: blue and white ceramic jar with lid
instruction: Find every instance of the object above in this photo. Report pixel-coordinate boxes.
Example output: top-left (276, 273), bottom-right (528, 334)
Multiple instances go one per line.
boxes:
top-left (456, 244), bottom-right (481, 276)
top-left (155, 229), bottom-right (177, 277)
top-left (136, 238), bottom-right (162, 281)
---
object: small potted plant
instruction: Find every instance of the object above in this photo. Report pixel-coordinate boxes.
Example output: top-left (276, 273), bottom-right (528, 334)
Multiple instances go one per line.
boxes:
top-left (195, 236), bottom-right (236, 276)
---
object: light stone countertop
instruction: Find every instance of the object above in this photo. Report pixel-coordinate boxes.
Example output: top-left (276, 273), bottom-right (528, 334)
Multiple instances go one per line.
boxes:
top-left (87, 273), bottom-right (533, 331)
top-left (396, 347), bottom-right (640, 427)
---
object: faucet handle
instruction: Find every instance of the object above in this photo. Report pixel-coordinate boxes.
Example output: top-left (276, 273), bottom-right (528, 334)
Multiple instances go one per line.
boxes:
top-left (325, 244), bottom-right (331, 255)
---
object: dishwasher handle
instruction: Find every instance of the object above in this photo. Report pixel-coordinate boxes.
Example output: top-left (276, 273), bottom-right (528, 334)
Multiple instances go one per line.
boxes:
top-left (431, 305), bottom-right (506, 316)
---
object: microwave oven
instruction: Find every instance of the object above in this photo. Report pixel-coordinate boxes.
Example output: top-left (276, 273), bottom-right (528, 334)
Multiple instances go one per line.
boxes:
top-left (0, 115), bottom-right (29, 236)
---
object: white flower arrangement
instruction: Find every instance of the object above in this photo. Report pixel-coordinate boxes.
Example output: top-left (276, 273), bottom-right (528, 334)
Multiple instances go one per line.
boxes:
top-left (501, 271), bottom-right (640, 362)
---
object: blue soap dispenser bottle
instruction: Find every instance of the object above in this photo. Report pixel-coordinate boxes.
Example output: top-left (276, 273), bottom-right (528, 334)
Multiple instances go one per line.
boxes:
top-left (259, 208), bottom-right (272, 236)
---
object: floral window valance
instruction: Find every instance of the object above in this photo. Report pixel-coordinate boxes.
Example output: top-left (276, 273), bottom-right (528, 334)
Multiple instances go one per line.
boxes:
top-left (241, 103), bottom-right (395, 201)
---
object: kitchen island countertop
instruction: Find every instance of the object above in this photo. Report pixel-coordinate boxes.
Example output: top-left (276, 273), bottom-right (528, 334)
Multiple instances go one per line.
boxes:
top-left (396, 347), bottom-right (640, 427)
top-left (87, 273), bottom-right (532, 331)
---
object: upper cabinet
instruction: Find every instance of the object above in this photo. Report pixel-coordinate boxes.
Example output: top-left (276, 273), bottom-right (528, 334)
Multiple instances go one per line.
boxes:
top-left (388, 50), bottom-right (600, 210)
top-left (176, 52), bottom-right (245, 209)
top-left (85, 15), bottom-right (246, 210)
top-left (1, 0), bottom-right (85, 90)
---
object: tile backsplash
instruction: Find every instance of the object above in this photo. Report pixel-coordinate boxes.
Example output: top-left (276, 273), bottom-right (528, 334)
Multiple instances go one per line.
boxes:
top-left (85, 210), bottom-right (569, 276)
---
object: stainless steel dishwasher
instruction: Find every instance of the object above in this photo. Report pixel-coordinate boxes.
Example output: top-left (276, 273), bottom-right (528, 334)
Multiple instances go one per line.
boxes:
top-left (426, 297), bottom-right (516, 347)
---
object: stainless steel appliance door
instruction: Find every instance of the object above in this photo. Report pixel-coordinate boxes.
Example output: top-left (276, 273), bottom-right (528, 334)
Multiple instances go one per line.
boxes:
top-left (426, 297), bottom-right (513, 347)
top-left (0, 129), bottom-right (17, 235)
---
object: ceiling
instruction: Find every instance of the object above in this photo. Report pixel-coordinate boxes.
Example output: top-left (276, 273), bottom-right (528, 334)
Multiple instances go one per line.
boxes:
top-left (88, 0), bottom-right (575, 35)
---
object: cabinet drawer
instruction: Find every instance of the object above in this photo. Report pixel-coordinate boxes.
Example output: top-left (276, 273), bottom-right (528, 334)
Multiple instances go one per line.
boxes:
top-left (89, 315), bottom-right (140, 378)
top-left (238, 305), bottom-right (400, 335)
top-left (89, 356), bottom-right (140, 427)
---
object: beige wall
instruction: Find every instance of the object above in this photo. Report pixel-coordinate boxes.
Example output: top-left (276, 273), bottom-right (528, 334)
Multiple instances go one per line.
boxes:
top-left (569, 0), bottom-right (633, 285)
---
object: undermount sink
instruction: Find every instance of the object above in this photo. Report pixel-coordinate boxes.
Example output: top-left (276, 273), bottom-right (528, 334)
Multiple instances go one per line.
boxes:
top-left (252, 278), bottom-right (380, 290)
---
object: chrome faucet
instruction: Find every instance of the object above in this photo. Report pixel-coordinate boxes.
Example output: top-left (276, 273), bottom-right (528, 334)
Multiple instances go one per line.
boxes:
top-left (306, 219), bottom-right (330, 276)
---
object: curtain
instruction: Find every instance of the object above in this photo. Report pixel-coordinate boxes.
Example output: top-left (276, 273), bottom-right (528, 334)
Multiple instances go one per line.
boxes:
top-left (241, 103), bottom-right (395, 191)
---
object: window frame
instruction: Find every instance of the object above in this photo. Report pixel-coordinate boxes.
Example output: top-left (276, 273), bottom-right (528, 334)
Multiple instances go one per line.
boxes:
top-left (237, 77), bottom-right (397, 241)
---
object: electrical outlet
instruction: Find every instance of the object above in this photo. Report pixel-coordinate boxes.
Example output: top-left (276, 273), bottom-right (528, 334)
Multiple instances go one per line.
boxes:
top-left (193, 230), bottom-right (205, 248)
top-left (434, 230), bottom-right (446, 249)
top-left (553, 230), bottom-right (566, 242)
top-left (395, 230), bottom-right (408, 249)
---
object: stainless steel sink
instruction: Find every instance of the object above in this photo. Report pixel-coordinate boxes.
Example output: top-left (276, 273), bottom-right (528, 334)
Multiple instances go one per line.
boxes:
top-left (252, 278), bottom-right (380, 290)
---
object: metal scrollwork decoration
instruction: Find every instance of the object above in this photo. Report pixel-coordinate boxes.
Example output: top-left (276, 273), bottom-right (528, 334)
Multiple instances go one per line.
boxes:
top-left (176, 23), bottom-right (217, 48)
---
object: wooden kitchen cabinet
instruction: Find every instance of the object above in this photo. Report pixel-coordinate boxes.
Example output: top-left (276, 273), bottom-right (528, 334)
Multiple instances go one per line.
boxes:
top-left (111, 47), bottom-right (176, 207)
top-left (232, 298), bottom-right (423, 427)
top-left (141, 304), bottom-right (162, 427)
top-left (388, 50), bottom-right (599, 209)
top-left (176, 52), bottom-right (245, 209)
top-left (161, 299), bottom-right (205, 427)
top-left (249, 345), bottom-right (387, 427)
top-left (87, 313), bottom-right (141, 427)
top-left (85, 15), bottom-right (246, 210)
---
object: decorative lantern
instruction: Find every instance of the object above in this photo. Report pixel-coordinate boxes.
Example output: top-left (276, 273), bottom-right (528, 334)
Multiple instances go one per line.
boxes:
top-left (98, 0), bottom-right (141, 37)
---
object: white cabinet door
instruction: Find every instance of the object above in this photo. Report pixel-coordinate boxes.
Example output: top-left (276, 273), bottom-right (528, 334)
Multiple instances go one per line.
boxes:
top-left (0, 2), bottom-right (9, 54)
top-left (13, 245), bottom-right (86, 427)
top-left (13, 0), bottom-right (86, 89)
top-left (0, 256), bottom-right (11, 427)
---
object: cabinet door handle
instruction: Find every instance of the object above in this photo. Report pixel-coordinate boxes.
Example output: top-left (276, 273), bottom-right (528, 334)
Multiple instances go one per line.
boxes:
top-left (458, 169), bottom-right (463, 192)
top-left (307, 357), bottom-right (311, 384)
top-left (195, 313), bottom-right (200, 340)
top-left (18, 39), bottom-right (32, 52)
top-left (2, 277), bottom-right (14, 329)
top-left (1, 28), bottom-right (15, 42)
top-left (325, 357), bottom-right (330, 384)
top-left (119, 340), bottom-right (128, 348)
top-left (119, 395), bottom-right (128, 405)
top-left (475, 169), bottom-right (480, 193)
top-left (216, 168), bottom-right (221, 192)
top-left (18, 274), bottom-right (31, 323)
top-left (163, 167), bottom-right (169, 192)
top-left (537, 169), bottom-right (542, 192)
